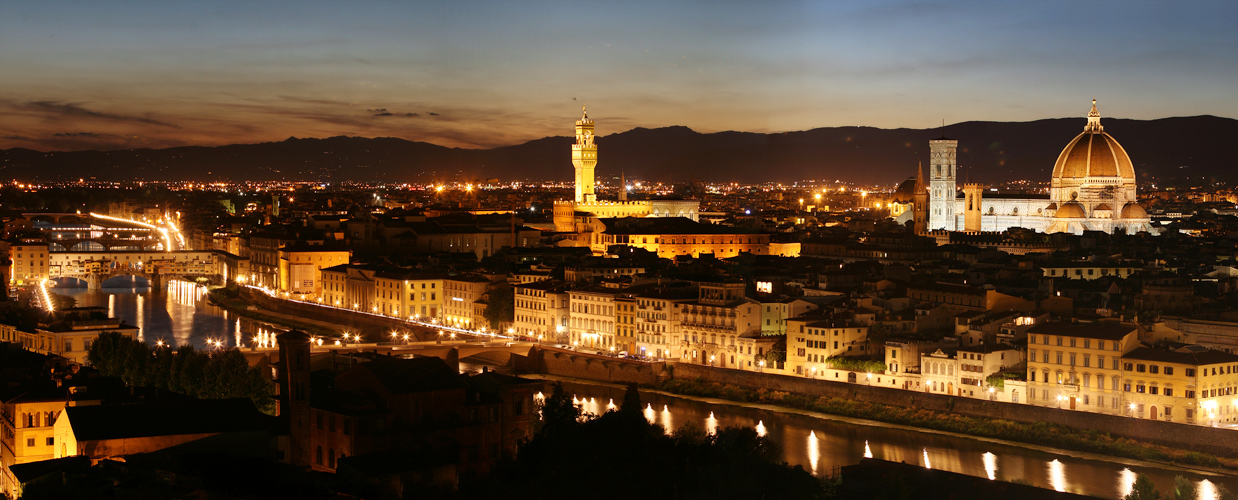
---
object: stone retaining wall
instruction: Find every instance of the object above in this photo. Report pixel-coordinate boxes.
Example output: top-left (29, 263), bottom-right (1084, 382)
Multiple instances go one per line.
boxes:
top-left (673, 363), bottom-right (1238, 459)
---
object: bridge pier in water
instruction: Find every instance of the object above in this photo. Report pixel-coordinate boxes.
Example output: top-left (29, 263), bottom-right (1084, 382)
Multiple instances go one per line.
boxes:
top-left (86, 274), bottom-right (102, 291)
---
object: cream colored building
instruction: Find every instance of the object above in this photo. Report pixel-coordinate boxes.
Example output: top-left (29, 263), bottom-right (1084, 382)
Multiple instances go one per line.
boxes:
top-left (614, 296), bottom-right (637, 354)
top-left (633, 287), bottom-right (696, 360)
top-left (513, 280), bottom-right (570, 343)
top-left (1, 321), bottom-right (138, 365)
top-left (1026, 322), bottom-right (1139, 414)
top-left (319, 264), bottom-right (445, 320)
top-left (443, 275), bottom-right (493, 328)
top-left (568, 288), bottom-right (617, 350)
top-left (787, 315), bottom-right (872, 377)
top-left (1119, 346), bottom-right (1238, 425)
top-left (677, 282), bottom-right (761, 369)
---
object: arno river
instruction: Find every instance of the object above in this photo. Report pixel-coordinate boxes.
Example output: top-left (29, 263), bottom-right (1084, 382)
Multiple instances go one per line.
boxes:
top-left (67, 285), bottom-right (1236, 499)
top-left (54, 281), bottom-right (271, 349)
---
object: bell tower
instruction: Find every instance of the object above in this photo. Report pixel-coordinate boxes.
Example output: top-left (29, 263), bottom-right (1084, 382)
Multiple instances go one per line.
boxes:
top-left (963, 183), bottom-right (983, 232)
top-left (928, 138), bottom-right (958, 231)
top-left (572, 106), bottom-right (597, 204)
top-left (912, 162), bottom-right (928, 235)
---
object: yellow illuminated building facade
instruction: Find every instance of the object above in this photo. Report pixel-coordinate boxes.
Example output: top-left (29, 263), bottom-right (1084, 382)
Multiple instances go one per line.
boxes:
top-left (1, 395), bottom-right (66, 498)
top-left (8, 242), bottom-right (49, 285)
top-left (319, 265), bottom-right (444, 320)
top-left (278, 245), bottom-right (350, 297)
top-left (1119, 346), bottom-right (1238, 425)
top-left (443, 275), bottom-right (492, 328)
top-left (1026, 322), bottom-right (1138, 414)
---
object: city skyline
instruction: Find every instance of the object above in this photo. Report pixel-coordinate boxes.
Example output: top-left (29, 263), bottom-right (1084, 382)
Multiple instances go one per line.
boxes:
top-left (2, 0), bottom-right (1236, 152)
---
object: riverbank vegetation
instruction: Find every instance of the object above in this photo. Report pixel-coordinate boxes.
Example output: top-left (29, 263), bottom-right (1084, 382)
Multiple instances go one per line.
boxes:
top-left (88, 331), bottom-right (277, 414)
top-left (657, 378), bottom-right (1233, 470)
top-left (468, 383), bottom-right (836, 499)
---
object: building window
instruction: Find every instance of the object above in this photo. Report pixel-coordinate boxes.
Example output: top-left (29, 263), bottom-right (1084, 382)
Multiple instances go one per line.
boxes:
top-left (316, 446), bottom-right (323, 465)
top-left (46, 437), bottom-right (54, 446)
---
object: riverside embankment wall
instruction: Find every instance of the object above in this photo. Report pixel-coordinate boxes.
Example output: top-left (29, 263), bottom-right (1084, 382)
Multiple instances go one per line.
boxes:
top-left (238, 288), bottom-right (428, 338)
top-left (673, 363), bottom-right (1238, 459)
top-left (512, 347), bottom-right (669, 386)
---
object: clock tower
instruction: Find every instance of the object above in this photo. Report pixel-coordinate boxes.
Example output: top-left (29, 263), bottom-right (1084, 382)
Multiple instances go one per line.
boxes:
top-left (572, 106), bottom-right (597, 204)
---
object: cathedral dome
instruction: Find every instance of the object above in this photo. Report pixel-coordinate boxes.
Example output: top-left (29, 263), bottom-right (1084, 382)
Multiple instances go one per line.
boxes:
top-left (893, 177), bottom-right (917, 202)
top-left (1050, 100), bottom-right (1136, 181)
top-left (1056, 201), bottom-right (1086, 218)
top-left (1120, 202), bottom-right (1149, 219)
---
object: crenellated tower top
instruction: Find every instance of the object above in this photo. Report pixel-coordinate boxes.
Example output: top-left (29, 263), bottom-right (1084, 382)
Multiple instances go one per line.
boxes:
top-left (572, 105), bottom-right (598, 203)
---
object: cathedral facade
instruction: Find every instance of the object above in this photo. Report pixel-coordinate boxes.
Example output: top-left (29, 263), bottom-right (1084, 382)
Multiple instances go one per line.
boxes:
top-left (903, 100), bottom-right (1155, 236)
top-left (553, 108), bottom-right (701, 232)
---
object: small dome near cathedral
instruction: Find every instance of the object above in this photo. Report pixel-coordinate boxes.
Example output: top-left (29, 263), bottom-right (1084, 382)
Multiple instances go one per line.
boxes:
top-left (1120, 202), bottom-right (1149, 219)
top-left (1056, 202), bottom-right (1086, 218)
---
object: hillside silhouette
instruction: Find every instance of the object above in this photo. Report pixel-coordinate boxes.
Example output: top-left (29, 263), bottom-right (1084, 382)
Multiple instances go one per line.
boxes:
top-left (2, 115), bottom-right (1233, 184)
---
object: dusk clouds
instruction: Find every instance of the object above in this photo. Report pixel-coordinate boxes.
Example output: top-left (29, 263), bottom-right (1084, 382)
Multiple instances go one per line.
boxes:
top-left (1, 0), bottom-right (1234, 151)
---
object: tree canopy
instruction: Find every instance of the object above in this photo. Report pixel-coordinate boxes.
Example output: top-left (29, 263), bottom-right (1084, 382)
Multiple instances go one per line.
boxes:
top-left (469, 383), bottom-right (832, 499)
top-left (87, 332), bottom-right (276, 414)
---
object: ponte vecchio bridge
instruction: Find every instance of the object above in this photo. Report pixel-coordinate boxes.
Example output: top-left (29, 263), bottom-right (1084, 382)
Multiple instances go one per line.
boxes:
top-left (48, 250), bottom-right (228, 290)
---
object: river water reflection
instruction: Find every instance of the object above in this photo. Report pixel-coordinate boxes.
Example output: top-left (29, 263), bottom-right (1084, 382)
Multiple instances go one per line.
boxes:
top-left (54, 284), bottom-right (273, 349)
top-left (555, 381), bottom-right (1236, 500)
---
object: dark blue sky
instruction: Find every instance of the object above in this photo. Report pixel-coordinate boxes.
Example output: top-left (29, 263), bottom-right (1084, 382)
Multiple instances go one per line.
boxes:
top-left (2, 0), bottom-right (1234, 150)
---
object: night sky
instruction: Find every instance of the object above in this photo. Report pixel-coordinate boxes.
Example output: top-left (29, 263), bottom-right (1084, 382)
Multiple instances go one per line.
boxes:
top-left (2, 0), bottom-right (1235, 151)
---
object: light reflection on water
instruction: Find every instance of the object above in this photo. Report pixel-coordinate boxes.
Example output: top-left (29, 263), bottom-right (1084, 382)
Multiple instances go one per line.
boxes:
top-left (53, 286), bottom-right (270, 349)
top-left (1048, 459), bottom-right (1067, 493)
top-left (560, 381), bottom-right (1237, 499)
top-left (982, 452), bottom-right (997, 480)
top-left (1118, 468), bottom-right (1137, 498)
top-left (807, 431), bottom-right (820, 474)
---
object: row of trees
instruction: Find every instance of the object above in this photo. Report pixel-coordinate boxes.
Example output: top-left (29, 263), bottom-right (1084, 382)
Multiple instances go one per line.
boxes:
top-left (87, 332), bottom-right (276, 414)
top-left (468, 383), bottom-right (834, 499)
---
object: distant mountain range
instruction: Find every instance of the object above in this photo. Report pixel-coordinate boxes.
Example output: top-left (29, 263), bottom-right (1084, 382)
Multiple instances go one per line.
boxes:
top-left (2, 115), bottom-right (1234, 185)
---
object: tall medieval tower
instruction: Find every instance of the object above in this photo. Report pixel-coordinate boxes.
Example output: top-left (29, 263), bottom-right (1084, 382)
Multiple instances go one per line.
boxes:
top-left (573, 106), bottom-right (597, 204)
top-left (928, 138), bottom-right (958, 231)
top-left (963, 183), bottom-right (983, 232)
top-left (277, 330), bottom-right (312, 467)
top-left (912, 162), bottom-right (928, 235)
